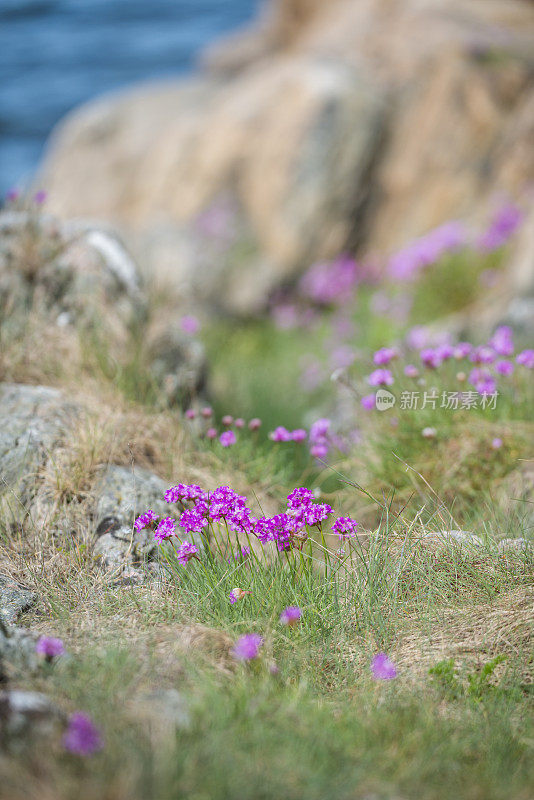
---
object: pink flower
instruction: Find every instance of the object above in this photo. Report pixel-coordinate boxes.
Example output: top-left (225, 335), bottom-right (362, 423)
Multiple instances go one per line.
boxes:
top-left (279, 606), bottom-right (302, 626)
top-left (367, 369), bottom-right (394, 387)
top-left (220, 430), bottom-right (236, 447)
top-left (371, 653), bottom-right (398, 680)
top-left (63, 713), bottom-right (103, 756)
top-left (222, 415), bottom-right (234, 427)
top-left (491, 437), bottom-right (503, 450)
top-left (404, 365), bottom-right (419, 378)
top-left (201, 406), bottom-right (213, 418)
top-left (291, 428), bottom-right (307, 443)
top-left (361, 394), bottom-right (376, 410)
top-left (36, 636), bottom-right (65, 659)
top-left (206, 427), bottom-right (217, 440)
top-left (269, 426), bottom-right (293, 442)
top-left (516, 349), bottom-right (534, 368)
top-left (180, 315), bottom-right (200, 335)
top-left (489, 325), bottom-right (514, 357)
top-left (154, 516), bottom-right (176, 542)
top-left (331, 517), bottom-right (358, 539)
top-left (248, 418), bottom-right (262, 431)
top-left (420, 348), bottom-right (442, 369)
top-left (134, 510), bottom-right (158, 531)
top-left (373, 347), bottom-right (397, 366)
top-left (231, 633), bottom-right (263, 661)
top-left (235, 418), bottom-right (245, 429)
top-left (176, 541), bottom-right (199, 565)
top-left (185, 408), bottom-right (196, 420)
top-left (495, 360), bottom-right (514, 376)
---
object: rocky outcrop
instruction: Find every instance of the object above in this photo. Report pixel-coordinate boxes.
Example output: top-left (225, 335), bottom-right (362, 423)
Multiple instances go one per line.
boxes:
top-left (0, 211), bottom-right (206, 406)
top-left (38, 0), bottom-right (534, 314)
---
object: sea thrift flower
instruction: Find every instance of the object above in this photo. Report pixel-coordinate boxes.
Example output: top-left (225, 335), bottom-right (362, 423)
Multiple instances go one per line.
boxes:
top-left (454, 342), bottom-right (472, 359)
top-left (299, 255), bottom-right (359, 305)
top-left (229, 588), bottom-right (251, 604)
top-left (248, 418), bottom-right (262, 431)
top-left (180, 315), bottom-right (200, 335)
top-left (478, 203), bottom-right (523, 251)
top-left (179, 508), bottom-right (208, 534)
top-left (36, 636), bottom-right (65, 659)
top-left (165, 484), bottom-right (204, 503)
top-left (331, 517), bottom-right (358, 539)
top-left (287, 488), bottom-right (315, 509)
top-left (231, 633), bottom-right (263, 661)
top-left (361, 394), bottom-right (376, 410)
top-left (220, 430), bottom-right (236, 447)
top-left (470, 346), bottom-right (495, 365)
top-left (406, 326), bottom-right (429, 350)
top-left (134, 510), bottom-right (158, 531)
top-left (489, 325), bottom-right (514, 357)
top-left (422, 427), bottom-right (437, 439)
top-left (373, 347), bottom-right (398, 366)
top-left (404, 365), bottom-right (419, 378)
top-left (176, 541), bottom-right (199, 565)
top-left (201, 406), bottom-right (213, 418)
top-left (291, 428), bottom-right (307, 443)
top-left (371, 653), bottom-right (398, 680)
top-left (206, 427), bottom-right (217, 440)
top-left (516, 349), bottom-right (534, 368)
top-left (279, 606), bottom-right (302, 626)
top-left (235, 418), bottom-right (245, 429)
top-left (63, 713), bottom-right (103, 756)
top-left (154, 516), bottom-right (176, 541)
top-left (185, 408), bottom-right (196, 420)
top-left (495, 360), bottom-right (514, 376)
top-left (269, 426), bottom-right (293, 442)
top-left (492, 438), bottom-right (503, 450)
top-left (222, 415), bottom-right (233, 427)
top-left (300, 503), bottom-right (333, 527)
top-left (367, 369), bottom-right (394, 387)
top-left (469, 368), bottom-right (497, 395)
top-left (34, 189), bottom-right (47, 204)
top-left (420, 348), bottom-right (442, 369)
top-left (5, 187), bottom-right (20, 203)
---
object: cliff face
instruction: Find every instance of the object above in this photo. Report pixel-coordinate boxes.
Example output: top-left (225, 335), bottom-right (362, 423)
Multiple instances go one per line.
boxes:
top-left (39, 0), bottom-right (534, 314)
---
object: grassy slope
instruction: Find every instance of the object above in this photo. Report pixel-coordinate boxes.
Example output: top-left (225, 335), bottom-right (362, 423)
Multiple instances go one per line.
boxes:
top-left (0, 244), bottom-right (533, 799)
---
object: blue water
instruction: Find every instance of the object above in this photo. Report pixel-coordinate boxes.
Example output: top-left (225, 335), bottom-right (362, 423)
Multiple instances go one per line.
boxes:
top-left (0, 0), bottom-right (260, 196)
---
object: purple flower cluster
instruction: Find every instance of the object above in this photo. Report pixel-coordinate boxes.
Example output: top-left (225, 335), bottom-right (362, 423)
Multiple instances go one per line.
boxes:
top-left (232, 633), bottom-right (263, 661)
top-left (331, 517), bottom-right (358, 540)
top-left (299, 255), bottom-right (360, 306)
top-left (269, 426), bottom-right (307, 443)
top-left (134, 509), bottom-right (159, 531)
top-left (63, 712), bottom-right (103, 756)
top-left (388, 221), bottom-right (466, 281)
top-left (36, 636), bottom-right (65, 659)
top-left (477, 203), bottom-right (523, 252)
top-left (176, 541), bottom-right (199, 565)
top-left (371, 653), bottom-right (398, 680)
top-left (309, 418), bottom-right (331, 460)
top-left (280, 606), bottom-right (302, 626)
top-left (154, 516), bottom-right (176, 542)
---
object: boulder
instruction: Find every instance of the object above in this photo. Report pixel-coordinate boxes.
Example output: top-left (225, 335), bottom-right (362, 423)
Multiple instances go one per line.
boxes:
top-left (0, 211), bottom-right (206, 405)
top-left (0, 576), bottom-right (37, 626)
top-left (0, 691), bottom-right (63, 751)
top-left (0, 384), bottom-right (77, 504)
top-left (37, 0), bottom-right (534, 314)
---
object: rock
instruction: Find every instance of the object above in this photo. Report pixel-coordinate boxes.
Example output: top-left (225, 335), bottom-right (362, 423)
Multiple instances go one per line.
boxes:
top-left (91, 464), bottom-right (202, 572)
top-left (494, 463), bottom-right (534, 532)
top-left (0, 213), bottom-right (206, 406)
top-left (421, 530), bottom-right (484, 550)
top-left (39, 58), bottom-right (387, 313)
top-left (0, 691), bottom-right (63, 750)
top-left (0, 576), bottom-right (37, 625)
top-left (498, 538), bottom-right (532, 555)
top-left (0, 626), bottom-right (41, 680)
top-left (38, 0), bottom-right (534, 314)
top-left (0, 384), bottom-right (77, 504)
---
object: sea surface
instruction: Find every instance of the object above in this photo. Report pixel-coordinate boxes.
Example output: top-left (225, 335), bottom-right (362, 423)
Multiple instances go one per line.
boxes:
top-left (0, 0), bottom-right (259, 196)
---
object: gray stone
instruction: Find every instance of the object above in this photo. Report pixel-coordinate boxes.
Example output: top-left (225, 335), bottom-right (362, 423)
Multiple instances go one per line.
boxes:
top-left (92, 464), bottom-right (201, 571)
top-left (0, 575), bottom-right (37, 625)
top-left (0, 384), bottom-right (76, 504)
top-left (0, 691), bottom-right (63, 750)
top-left (422, 530), bottom-right (484, 549)
top-left (498, 538), bottom-right (532, 555)
top-left (0, 626), bottom-right (41, 680)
